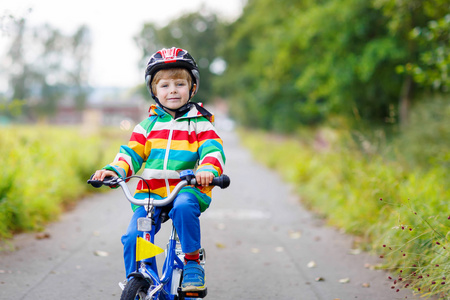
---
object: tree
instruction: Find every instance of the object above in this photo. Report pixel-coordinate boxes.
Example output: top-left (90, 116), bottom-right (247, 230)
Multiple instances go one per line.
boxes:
top-left (220, 0), bottom-right (449, 132)
top-left (69, 25), bottom-right (91, 111)
top-left (373, 0), bottom-right (450, 126)
top-left (7, 18), bottom-right (29, 101)
top-left (399, 12), bottom-right (450, 92)
top-left (134, 10), bottom-right (228, 103)
top-left (4, 18), bottom-right (91, 120)
top-left (219, 0), bottom-right (315, 130)
top-left (222, 0), bottom-right (405, 131)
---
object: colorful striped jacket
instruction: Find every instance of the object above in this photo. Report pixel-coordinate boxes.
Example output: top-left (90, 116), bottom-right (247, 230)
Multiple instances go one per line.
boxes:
top-left (104, 104), bottom-right (225, 212)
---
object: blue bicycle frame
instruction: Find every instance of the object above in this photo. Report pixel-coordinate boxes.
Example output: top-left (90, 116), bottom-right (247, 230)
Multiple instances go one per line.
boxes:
top-left (135, 225), bottom-right (185, 300)
top-left (88, 170), bottom-right (229, 300)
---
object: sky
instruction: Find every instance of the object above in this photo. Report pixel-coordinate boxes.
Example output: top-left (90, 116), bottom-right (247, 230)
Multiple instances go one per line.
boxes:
top-left (0, 0), bottom-right (245, 89)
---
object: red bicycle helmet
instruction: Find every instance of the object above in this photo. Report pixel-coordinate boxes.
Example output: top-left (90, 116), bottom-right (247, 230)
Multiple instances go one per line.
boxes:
top-left (145, 47), bottom-right (200, 101)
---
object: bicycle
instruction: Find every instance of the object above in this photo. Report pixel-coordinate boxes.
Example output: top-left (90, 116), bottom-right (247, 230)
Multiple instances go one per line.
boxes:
top-left (87, 170), bottom-right (230, 300)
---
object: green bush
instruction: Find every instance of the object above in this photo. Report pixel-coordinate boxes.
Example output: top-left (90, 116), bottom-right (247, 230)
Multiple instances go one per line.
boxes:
top-left (0, 126), bottom-right (123, 239)
top-left (238, 98), bottom-right (449, 297)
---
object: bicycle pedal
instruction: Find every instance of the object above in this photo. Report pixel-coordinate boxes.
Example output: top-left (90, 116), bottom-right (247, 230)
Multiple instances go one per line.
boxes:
top-left (177, 287), bottom-right (207, 299)
top-left (118, 279), bottom-right (127, 291)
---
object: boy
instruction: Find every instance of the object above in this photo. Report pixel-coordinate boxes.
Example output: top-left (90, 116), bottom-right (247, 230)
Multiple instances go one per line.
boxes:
top-left (92, 47), bottom-right (225, 291)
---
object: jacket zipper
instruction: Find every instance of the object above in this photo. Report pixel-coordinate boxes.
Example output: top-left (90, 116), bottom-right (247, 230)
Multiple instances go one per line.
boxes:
top-left (163, 119), bottom-right (175, 195)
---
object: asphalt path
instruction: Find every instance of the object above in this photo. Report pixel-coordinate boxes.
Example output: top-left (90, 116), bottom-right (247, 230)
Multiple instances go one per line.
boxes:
top-left (0, 129), bottom-right (428, 300)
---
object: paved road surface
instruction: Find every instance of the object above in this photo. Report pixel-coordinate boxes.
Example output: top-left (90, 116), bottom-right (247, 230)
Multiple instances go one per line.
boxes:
top-left (0, 130), bottom-right (426, 300)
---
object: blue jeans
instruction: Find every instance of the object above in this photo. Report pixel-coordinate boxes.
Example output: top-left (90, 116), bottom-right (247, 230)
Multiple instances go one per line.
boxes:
top-left (121, 192), bottom-right (202, 277)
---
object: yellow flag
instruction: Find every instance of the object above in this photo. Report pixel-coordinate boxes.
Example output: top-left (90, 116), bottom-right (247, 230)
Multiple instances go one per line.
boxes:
top-left (136, 237), bottom-right (164, 261)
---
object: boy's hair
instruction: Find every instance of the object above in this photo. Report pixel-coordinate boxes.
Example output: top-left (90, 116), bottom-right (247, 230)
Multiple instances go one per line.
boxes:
top-left (151, 68), bottom-right (192, 93)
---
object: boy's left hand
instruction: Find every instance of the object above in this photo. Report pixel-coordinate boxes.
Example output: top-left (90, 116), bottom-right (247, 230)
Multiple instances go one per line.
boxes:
top-left (196, 171), bottom-right (214, 187)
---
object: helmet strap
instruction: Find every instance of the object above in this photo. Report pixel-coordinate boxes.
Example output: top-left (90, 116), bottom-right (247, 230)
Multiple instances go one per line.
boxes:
top-left (153, 96), bottom-right (191, 117)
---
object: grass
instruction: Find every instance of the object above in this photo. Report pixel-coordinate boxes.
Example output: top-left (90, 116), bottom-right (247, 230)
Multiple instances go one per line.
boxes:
top-left (237, 98), bottom-right (449, 297)
top-left (0, 125), bottom-right (125, 241)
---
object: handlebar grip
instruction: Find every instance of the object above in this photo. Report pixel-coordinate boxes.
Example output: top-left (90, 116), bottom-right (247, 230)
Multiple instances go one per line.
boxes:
top-left (87, 175), bottom-right (118, 188)
top-left (211, 174), bottom-right (230, 189)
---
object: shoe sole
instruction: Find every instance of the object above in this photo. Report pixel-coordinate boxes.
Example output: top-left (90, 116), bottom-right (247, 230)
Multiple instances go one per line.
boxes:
top-left (181, 285), bottom-right (207, 292)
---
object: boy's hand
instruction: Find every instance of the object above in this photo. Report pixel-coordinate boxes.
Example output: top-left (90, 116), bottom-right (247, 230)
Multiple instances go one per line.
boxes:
top-left (196, 171), bottom-right (214, 187)
top-left (92, 170), bottom-right (118, 181)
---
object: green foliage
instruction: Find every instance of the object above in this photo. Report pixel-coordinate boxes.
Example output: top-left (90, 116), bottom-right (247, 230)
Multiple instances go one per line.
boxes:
top-left (375, 0), bottom-right (450, 93)
top-left (219, 0), bottom-right (449, 132)
top-left (238, 97), bottom-right (449, 297)
top-left (4, 19), bottom-right (91, 119)
top-left (0, 98), bottom-right (25, 122)
top-left (408, 15), bottom-right (450, 91)
top-left (0, 126), bottom-right (122, 240)
top-left (134, 11), bottom-right (228, 103)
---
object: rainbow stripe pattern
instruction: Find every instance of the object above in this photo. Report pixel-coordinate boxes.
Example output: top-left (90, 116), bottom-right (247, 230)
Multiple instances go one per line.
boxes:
top-left (104, 104), bottom-right (225, 212)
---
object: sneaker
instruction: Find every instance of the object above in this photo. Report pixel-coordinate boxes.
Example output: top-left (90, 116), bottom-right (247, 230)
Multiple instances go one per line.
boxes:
top-left (181, 261), bottom-right (206, 291)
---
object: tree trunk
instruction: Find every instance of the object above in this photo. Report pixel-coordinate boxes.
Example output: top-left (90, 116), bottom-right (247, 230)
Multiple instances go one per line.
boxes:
top-left (399, 75), bottom-right (413, 129)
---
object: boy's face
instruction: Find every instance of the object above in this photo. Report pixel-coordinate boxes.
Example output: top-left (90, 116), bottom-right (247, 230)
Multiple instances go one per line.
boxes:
top-left (155, 77), bottom-right (192, 112)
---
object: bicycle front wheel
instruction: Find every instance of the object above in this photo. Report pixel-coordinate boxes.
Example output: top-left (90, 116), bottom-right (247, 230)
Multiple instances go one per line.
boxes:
top-left (120, 277), bottom-right (151, 300)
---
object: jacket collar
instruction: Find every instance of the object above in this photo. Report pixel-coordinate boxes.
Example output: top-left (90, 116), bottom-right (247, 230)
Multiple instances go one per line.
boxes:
top-left (148, 103), bottom-right (214, 123)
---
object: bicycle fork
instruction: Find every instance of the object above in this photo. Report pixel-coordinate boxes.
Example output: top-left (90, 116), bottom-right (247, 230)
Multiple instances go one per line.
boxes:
top-left (167, 227), bottom-right (208, 299)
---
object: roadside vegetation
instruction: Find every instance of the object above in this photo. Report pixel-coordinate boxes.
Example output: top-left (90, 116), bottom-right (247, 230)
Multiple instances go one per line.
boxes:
top-left (239, 97), bottom-right (449, 298)
top-left (215, 1), bottom-right (449, 297)
top-left (0, 126), bottom-right (124, 241)
top-left (2, 0), bottom-right (448, 297)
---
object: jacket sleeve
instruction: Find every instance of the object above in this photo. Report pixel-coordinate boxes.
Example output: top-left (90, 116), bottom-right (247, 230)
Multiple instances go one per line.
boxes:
top-left (195, 117), bottom-right (226, 177)
top-left (104, 121), bottom-right (150, 179)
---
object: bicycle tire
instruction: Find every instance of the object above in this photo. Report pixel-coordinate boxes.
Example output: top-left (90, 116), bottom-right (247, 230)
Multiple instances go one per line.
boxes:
top-left (120, 277), bottom-right (151, 300)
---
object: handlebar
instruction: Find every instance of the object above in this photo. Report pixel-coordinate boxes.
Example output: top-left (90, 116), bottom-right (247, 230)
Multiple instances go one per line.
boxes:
top-left (87, 173), bottom-right (230, 207)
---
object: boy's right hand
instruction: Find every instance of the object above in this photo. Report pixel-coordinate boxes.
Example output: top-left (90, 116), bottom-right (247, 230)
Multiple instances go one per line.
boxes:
top-left (92, 170), bottom-right (118, 181)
